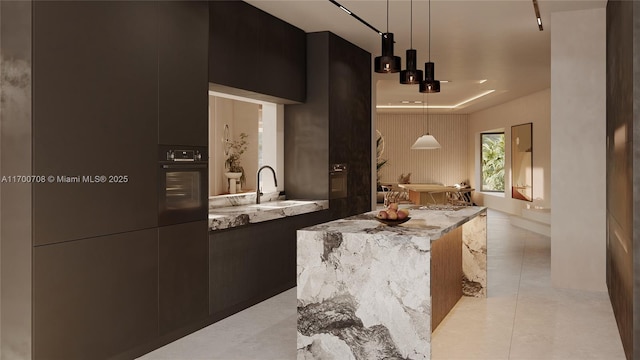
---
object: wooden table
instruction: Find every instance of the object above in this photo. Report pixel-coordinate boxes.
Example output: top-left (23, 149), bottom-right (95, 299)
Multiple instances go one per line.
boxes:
top-left (398, 183), bottom-right (474, 205)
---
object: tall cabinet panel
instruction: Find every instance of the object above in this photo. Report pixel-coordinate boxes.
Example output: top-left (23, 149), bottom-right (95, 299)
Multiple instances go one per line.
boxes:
top-left (158, 1), bottom-right (209, 146)
top-left (285, 31), bottom-right (371, 219)
top-left (606, 1), bottom-right (639, 359)
top-left (33, 229), bottom-right (159, 360)
top-left (32, 1), bottom-right (158, 245)
top-left (328, 32), bottom-right (372, 219)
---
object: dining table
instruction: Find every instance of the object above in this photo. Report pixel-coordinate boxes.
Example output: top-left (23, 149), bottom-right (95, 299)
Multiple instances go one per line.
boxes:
top-left (398, 183), bottom-right (474, 205)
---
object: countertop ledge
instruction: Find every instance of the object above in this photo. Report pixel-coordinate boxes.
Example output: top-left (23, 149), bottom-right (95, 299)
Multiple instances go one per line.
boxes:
top-left (301, 205), bottom-right (486, 241)
top-left (209, 199), bottom-right (329, 231)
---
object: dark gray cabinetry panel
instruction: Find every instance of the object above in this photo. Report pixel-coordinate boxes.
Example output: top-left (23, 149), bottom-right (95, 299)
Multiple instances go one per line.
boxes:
top-left (159, 221), bottom-right (209, 335)
top-left (209, 211), bottom-right (330, 316)
top-left (32, 1), bottom-right (158, 245)
top-left (33, 229), bottom-right (158, 360)
top-left (285, 32), bottom-right (371, 219)
top-left (209, 1), bottom-right (306, 103)
top-left (606, 1), bottom-right (638, 358)
top-left (158, 1), bottom-right (209, 146)
top-left (284, 33), bottom-right (330, 201)
top-left (328, 32), bottom-right (372, 219)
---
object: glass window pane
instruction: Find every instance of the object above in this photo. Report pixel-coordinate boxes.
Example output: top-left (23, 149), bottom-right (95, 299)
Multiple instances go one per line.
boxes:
top-left (481, 133), bottom-right (505, 192)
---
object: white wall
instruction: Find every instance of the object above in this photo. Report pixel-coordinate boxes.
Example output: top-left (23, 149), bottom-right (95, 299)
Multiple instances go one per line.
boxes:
top-left (467, 89), bottom-right (551, 215)
top-left (550, 8), bottom-right (606, 291)
top-left (376, 113), bottom-right (469, 187)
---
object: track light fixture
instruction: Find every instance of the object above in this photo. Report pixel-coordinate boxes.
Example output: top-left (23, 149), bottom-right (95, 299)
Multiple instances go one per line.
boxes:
top-left (375, 0), bottom-right (401, 73)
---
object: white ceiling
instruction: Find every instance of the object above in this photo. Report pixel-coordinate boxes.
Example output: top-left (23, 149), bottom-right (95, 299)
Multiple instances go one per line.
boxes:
top-left (244, 0), bottom-right (605, 114)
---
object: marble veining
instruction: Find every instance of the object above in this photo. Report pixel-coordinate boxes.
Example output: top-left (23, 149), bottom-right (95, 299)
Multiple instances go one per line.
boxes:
top-left (304, 206), bottom-right (485, 242)
top-left (209, 199), bottom-right (329, 231)
top-left (297, 206), bottom-right (487, 359)
top-left (209, 191), bottom-right (281, 209)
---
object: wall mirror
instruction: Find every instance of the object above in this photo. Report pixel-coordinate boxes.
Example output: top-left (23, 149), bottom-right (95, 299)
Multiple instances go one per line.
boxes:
top-left (511, 123), bottom-right (533, 201)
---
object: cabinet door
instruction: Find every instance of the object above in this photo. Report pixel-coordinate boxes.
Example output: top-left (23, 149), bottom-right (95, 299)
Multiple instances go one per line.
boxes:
top-left (32, 1), bottom-right (158, 245)
top-left (209, 211), bottom-right (330, 316)
top-left (33, 229), bottom-right (158, 360)
top-left (159, 221), bottom-right (209, 334)
top-left (209, 1), bottom-right (306, 103)
top-left (328, 32), bottom-right (372, 217)
top-left (158, 1), bottom-right (209, 146)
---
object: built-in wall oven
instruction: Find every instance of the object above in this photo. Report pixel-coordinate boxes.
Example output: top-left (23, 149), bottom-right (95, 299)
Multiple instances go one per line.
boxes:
top-left (158, 145), bottom-right (208, 226)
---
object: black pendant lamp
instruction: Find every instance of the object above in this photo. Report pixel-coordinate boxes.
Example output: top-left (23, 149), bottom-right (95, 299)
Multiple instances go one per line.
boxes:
top-left (374, 0), bottom-right (401, 73)
top-left (419, 0), bottom-right (441, 93)
top-left (400, 0), bottom-right (422, 84)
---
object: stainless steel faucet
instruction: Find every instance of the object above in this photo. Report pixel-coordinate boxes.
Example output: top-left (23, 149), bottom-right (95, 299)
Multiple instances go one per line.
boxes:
top-left (256, 165), bottom-right (278, 204)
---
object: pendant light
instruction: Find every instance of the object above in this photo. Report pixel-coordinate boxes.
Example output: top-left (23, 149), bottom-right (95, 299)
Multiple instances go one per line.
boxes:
top-left (419, 0), bottom-right (441, 93)
top-left (374, 0), bottom-right (401, 73)
top-left (400, 0), bottom-right (423, 84)
top-left (412, 94), bottom-right (441, 149)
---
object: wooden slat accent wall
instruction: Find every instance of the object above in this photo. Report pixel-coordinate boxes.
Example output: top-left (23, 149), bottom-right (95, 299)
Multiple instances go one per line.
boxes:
top-left (431, 226), bottom-right (463, 330)
top-left (376, 113), bottom-right (469, 186)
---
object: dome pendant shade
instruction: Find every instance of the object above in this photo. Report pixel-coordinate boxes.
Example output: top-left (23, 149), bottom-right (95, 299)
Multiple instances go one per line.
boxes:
top-left (400, 49), bottom-right (423, 84)
top-left (374, 33), bottom-right (402, 73)
top-left (419, 62), bottom-right (441, 93)
top-left (411, 134), bottom-right (441, 149)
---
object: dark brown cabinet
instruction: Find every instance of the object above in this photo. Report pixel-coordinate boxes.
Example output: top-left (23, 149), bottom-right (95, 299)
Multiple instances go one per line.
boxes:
top-left (209, 1), bottom-right (306, 103)
top-left (33, 229), bottom-right (159, 360)
top-left (158, 1), bottom-right (209, 146)
top-left (209, 211), bottom-right (329, 317)
top-left (159, 221), bottom-right (209, 334)
top-left (32, 1), bottom-right (159, 245)
top-left (285, 31), bottom-right (371, 219)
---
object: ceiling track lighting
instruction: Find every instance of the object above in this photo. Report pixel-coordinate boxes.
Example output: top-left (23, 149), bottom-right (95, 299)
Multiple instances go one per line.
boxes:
top-left (327, 0), bottom-right (383, 35)
top-left (532, 0), bottom-right (543, 31)
top-left (375, 0), bottom-right (401, 73)
top-left (419, 0), bottom-right (441, 93)
top-left (400, 0), bottom-right (423, 84)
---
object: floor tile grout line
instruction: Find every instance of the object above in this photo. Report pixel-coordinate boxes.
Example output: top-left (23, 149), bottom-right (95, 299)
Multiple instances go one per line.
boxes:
top-left (507, 229), bottom-right (527, 360)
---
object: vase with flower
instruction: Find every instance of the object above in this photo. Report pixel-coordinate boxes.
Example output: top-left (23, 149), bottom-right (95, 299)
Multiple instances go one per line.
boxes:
top-left (224, 132), bottom-right (248, 193)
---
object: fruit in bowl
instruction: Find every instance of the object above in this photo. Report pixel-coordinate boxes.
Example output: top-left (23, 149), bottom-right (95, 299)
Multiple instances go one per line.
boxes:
top-left (376, 203), bottom-right (409, 221)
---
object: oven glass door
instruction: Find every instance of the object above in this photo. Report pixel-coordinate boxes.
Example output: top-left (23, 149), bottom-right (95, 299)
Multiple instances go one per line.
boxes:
top-left (166, 170), bottom-right (202, 210)
top-left (159, 164), bottom-right (207, 226)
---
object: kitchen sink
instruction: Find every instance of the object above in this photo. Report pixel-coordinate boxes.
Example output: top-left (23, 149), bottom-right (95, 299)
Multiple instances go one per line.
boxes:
top-left (248, 200), bottom-right (311, 209)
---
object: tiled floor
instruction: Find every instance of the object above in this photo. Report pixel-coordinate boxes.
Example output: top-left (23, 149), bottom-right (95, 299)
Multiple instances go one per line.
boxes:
top-left (139, 209), bottom-right (626, 360)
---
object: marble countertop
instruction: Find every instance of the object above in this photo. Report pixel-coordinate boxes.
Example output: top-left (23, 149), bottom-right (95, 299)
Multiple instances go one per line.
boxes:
top-left (209, 199), bottom-right (329, 231)
top-left (301, 205), bottom-right (486, 241)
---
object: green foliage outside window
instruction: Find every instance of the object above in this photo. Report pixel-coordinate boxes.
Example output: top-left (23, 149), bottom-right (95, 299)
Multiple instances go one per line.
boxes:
top-left (481, 133), bottom-right (505, 192)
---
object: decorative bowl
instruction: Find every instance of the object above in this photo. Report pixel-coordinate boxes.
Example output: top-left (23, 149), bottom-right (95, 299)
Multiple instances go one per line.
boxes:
top-left (375, 217), bottom-right (411, 226)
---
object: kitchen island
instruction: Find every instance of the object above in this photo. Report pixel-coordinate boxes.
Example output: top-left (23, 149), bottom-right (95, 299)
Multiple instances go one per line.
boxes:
top-left (297, 205), bottom-right (487, 359)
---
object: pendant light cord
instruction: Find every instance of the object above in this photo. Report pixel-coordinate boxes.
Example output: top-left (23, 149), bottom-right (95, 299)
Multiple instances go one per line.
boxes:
top-left (428, 0), bottom-right (431, 61)
top-left (423, 93), bottom-right (430, 134)
top-left (386, 0), bottom-right (389, 33)
top-left (410, 0), bottom-right (413, 48)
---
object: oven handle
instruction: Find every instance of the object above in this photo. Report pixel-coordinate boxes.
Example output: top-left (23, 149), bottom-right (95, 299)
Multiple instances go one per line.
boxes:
top-left (161, 164), bottom-right (207, 169)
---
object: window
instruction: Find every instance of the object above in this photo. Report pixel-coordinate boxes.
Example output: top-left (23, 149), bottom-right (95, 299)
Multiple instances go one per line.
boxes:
top-left (481, 132), bottom-right (505, 192)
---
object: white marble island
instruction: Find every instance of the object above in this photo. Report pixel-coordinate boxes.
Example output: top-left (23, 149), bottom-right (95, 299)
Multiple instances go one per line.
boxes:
top-left (297, 205), bottom-right (487, 359)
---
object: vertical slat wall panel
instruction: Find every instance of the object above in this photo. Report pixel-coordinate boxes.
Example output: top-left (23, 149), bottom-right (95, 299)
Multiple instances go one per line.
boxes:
top-left (376, 113), bottom-right (469, 186)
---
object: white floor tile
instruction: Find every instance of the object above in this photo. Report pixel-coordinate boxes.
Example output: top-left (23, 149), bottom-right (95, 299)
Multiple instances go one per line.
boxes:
top-left (139, 209), bottom-right (626, 360)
